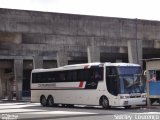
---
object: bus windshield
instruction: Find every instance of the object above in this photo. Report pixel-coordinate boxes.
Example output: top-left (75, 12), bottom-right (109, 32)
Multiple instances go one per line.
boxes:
top-left (106, 66), bottom-right (145, 96)
top-left (118, 67), bottom-right (145, 94)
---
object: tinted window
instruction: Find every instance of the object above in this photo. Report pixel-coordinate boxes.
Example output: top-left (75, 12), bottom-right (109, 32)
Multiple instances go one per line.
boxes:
top-left (66, 70), bottom-right (77, 82)
top-left (106, 67), bottom-right (119, 96)
top-left (94, 67), bottom-right (103, 81)
top-left (32, 67), bottom-right (103, 83)
top-left (77, 69), bottom-right (90, 81)
top-left (117, 67), bottom-right (141, 75)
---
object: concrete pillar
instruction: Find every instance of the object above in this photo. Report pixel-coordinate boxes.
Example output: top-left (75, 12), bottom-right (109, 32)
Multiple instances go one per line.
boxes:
top-left (7, 78), bottom-right (13, 100)
top-left (87, 46), bottom-right (100, 63)
top-left (57, 51), bottom-right (68, 67)
top-left (33, 56), bottom-right (43, 69)
top-left (14, 59), bottom-right (23, 100)
top-left (0, 69), bottom-right (4, 99)
top-left (128, 40), bottom-right (142, 65)
top-left (0, 77), bottom-right (2, 99)
top-left (0, 69), bottom-right (6, 100)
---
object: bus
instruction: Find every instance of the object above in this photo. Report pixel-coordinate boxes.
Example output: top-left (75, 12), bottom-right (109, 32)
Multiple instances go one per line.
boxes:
top-left (31, 62), bottom-right (146, 109)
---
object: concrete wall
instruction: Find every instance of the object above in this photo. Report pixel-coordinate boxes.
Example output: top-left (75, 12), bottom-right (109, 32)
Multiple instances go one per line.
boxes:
top-left (0, 9), bottom-right (160, 41)
top-left (146, 60), bottom-right (160, 70)
top-left (0, 8), bottom-right (160, 63)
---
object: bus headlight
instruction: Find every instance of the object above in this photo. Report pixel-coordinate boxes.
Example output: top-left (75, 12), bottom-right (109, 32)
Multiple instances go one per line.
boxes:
top-left (120, 95), bottom-right (130, 99)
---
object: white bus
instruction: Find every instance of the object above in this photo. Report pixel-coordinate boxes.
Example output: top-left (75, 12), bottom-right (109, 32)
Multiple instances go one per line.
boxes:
top-left (31, 62), bottom-right (146, 109)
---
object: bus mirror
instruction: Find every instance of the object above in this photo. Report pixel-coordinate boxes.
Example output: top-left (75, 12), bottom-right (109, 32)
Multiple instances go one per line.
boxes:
top-left (143, 70), bottom-right (147, 76)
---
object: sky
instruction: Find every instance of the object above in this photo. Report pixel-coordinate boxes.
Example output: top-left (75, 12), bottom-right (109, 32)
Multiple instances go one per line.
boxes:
top-left (0, 0), bottom-right (160, 21)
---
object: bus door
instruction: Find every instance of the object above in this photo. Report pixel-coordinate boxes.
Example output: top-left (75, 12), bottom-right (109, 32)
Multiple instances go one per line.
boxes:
top-left (106, 67), bottom-right (119, 96)
top-left (85, 66), bottom-right (103, 89)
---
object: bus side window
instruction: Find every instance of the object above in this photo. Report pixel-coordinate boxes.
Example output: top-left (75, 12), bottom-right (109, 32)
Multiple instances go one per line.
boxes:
top-left (72, 70), bottom-right (77, 81)
top-left (77, 69), bottom-right (90, 81)
top-left (37, 73), bottom-right (42, 83)
top-left (90, 69), bottom-right (94, 80)
top-left (47, 72), bottom-right (53, 82)
top-left (83, 69), bottom-right (90, 81)
top-left (32, 73), bottom-right (36, 83)
top-left (78, 70), bottom-right (84, 81)
top-left (90, 68), bottom-right (103, 81)
top-left (95, 68), bottom-right (103, 81)
top-left (41, 72), bottom-right (48, 83)
top-left (52, 72), bottom-right (57, 82)
top-left (33, 73), bottom-right (42, 83)
top-left (59, 72), bottom-right (66, 81)
top-left (66, 70), bottom-right (77, 82)
top-left (66, 71), bottom-right (72, 81)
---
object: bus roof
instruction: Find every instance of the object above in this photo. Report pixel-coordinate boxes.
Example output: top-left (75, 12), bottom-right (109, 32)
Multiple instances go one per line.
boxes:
top-left (104, 62), bottom-right (140, 67)
top-left (62, 62), bottom-right (102, 68)
top-left (32, 62), bottom-right (102, 73)
top-left (32, 62), bottom-right (140, 73)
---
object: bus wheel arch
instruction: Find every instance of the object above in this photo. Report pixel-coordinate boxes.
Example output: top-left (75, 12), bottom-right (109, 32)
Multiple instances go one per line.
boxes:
top-left (40, 95), bottom-right (47, 107)
top-left (47, 95), bottom-right (54, 107)
top-left (99, 95), bottom-right (110, 109)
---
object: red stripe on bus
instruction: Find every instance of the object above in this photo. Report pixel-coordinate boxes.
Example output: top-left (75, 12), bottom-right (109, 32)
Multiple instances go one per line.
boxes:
top-left (79, 81), bottom-right (84, 88)
top-left (84, 65), bottom-right (89, 69)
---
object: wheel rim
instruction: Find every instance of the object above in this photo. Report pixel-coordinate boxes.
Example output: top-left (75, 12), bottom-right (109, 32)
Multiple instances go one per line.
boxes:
top-left (41, 96), bottom-right (47, 106)
top-left (102, 97), bottom-right (109, 109)
top-left (103, 99), bottom-right (108, 107)
top-left (48, 97), bottom-right (54, 106)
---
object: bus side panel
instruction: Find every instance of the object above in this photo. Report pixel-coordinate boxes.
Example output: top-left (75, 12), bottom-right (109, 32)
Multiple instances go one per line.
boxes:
top-left (31, 89), bottom-right (104, 105)
top-left (52, 81), bottom-right (107, 105)
top-left (31, 81), bottom-right (108, 105)
top-left (53, 90), bottom-right (101, 105)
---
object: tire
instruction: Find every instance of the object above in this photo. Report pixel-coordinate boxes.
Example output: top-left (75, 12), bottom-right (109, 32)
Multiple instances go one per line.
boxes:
top-left (100, 96), bottom-right (110, 109)
top-left (40, 95), bottom-right (47, 107)
top-left (47, 95), bottom-right (54, 107)
top-left (158, 98), bottom-right (160, 104)
top-left (150, 98), bottom-right (156, 105)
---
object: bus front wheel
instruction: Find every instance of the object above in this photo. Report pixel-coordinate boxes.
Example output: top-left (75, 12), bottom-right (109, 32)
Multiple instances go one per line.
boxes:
top-left (40, 95), bottom-right (47, 107)
top-left (100, 96), bottom-right (110, 109)
top-left (47, 95), bottom-right (54, 107)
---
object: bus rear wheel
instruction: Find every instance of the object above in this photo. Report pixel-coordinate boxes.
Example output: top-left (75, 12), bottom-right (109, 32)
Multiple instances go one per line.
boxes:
top-left (40, 95), bottom-right (47, 106)
top-left (100, 96), bottom-right (110, 109)
top-left (47, 95), bottom-right (54, 107)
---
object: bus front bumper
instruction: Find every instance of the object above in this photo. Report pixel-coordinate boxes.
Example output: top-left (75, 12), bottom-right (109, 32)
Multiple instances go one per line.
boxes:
top-left (119, 98), bottom-right (146, 106)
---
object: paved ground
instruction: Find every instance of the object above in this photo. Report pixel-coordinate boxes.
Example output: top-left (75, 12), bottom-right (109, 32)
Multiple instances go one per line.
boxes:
top-left (0, 101), bottom-right (160, 120)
